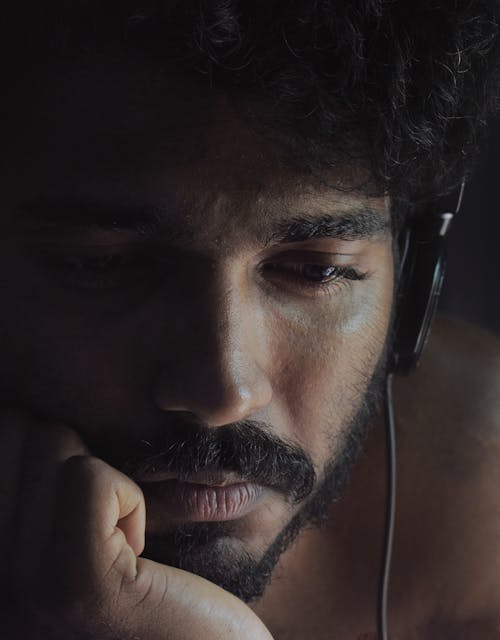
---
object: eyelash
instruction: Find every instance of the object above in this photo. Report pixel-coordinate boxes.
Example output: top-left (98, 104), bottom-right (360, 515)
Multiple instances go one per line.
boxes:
top-left (44, 253), bottom-right (160, 288)
top-left (43, 253), bottom-right (367, 296)
top-left (261, 262), bottom-right (367, 296)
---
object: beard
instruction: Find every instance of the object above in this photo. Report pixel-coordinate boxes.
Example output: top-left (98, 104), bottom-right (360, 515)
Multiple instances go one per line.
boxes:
top-left (78, 330), bottom-right (391, 604)
top-left (138, 353), bottom-right (388, 603)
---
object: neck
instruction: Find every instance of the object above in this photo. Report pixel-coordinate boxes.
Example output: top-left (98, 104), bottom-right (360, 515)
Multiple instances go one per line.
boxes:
top-left (251, 413), bottom-right (388, 639)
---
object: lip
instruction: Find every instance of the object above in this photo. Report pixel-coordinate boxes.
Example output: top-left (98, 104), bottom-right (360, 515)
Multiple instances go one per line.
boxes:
top-left (136, 470), bottom-right (249, 487)
top-left (140, 478), bottom-right (267, 524)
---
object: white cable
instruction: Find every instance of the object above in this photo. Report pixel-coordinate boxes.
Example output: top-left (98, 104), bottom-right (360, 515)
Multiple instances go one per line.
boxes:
top-left (378, 372), bottom-right (397, 640)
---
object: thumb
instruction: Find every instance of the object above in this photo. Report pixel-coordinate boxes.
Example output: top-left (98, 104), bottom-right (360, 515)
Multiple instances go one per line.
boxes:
top-left (130, 559), bottom-right (276, 640)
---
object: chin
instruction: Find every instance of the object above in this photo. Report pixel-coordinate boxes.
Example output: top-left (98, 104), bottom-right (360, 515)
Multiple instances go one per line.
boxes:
top-left (144, 522), bottom-right (278, 602)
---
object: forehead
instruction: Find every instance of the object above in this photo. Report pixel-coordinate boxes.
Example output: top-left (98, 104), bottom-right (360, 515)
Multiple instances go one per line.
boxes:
top-left (3, 53), bottom-right (389, 245)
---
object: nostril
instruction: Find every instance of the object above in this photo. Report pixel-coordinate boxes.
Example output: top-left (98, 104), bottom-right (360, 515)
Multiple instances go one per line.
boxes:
top-left (152, 364), bottom-right (272, 428)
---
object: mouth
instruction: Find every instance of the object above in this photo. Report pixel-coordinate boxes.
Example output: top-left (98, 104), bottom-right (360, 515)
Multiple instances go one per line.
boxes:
top-left (138, 472), bottom-right (268, 528)
top-left (136, 469), bottom-right (252, 487)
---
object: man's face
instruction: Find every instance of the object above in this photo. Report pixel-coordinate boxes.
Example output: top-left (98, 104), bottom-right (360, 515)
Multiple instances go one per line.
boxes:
top-left (0, 54), bottom-right (394, 601)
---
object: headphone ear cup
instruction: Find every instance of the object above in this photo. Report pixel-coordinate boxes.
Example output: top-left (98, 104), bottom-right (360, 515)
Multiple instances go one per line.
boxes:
top-left (391, 225), bottom-right (447, 375)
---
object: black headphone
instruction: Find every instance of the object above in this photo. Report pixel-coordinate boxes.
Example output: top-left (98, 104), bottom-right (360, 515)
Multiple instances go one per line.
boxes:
top-left (378, 179), bottom-right (466, 640)
top-left (390, 180), bottom-right (466, 375)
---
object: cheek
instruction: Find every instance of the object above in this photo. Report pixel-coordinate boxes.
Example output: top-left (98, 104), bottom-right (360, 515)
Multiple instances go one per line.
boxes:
top-left (0, 241), bottom-right (393, 452)
top-left (267, 265), bottom-right (392, 468)
top-left (0, 281), bottom-right (152, 430)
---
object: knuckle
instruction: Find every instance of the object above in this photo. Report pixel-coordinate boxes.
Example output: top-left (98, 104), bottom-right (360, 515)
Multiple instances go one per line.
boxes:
top-left (63, 453), bottom-right (104, 474)
top-left (40, 422), bottom-right (88, 451)
top-left (60, 455), bottom-right (138, 499)
top-left (103, 535), bottom-right (138, 586)
top-left (60, 454), bottom-right (108, 490)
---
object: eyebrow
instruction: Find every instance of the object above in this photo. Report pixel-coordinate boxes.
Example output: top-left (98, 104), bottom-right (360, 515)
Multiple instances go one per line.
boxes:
top-left (13, 199), bottom-right (194, 242)
top-left (12, 198), bottom-right (390, 245)
top-left (264, 208), bottom-right (390, 245)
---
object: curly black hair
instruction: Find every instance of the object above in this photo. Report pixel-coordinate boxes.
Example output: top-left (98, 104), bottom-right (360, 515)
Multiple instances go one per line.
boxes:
top-left (5, 1), bottom-right (500, 218)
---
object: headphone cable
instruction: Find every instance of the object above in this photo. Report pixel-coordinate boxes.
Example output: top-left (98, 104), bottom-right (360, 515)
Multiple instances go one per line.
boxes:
top-left (378, 372), bottom-right (397, 640)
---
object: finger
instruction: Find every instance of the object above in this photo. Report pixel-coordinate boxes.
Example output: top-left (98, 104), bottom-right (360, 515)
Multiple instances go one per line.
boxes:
top-left (12, 424), bottom-right (90, 592)
top-left (49, 455), bottom-right (145, 609)
top-left (48, 455), bottom-right (273, 640)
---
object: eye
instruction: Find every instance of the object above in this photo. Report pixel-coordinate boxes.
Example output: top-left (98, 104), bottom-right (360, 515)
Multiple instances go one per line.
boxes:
top-left (261, 261), bottom-right (366, 295)
top-left (43, 252), bottom-right (163, 290)
top-left (286, 264), bottom-right (343, 282)
top-left (52, 255), bottom-right (126, 272)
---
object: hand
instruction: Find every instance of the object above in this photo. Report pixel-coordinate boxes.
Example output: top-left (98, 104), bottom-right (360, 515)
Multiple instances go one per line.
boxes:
top-left (0, 410), bottom-right (274, 640)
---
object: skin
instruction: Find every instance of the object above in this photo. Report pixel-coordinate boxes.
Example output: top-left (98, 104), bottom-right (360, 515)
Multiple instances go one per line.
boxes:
top-left (0, 51), bottom-right (499, 638)
top-left (253, 315), bottom-right (500, 638)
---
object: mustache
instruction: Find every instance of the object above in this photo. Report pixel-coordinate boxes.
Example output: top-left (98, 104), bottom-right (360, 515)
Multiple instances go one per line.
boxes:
top-left (88, 418), bottom-right (316, 504)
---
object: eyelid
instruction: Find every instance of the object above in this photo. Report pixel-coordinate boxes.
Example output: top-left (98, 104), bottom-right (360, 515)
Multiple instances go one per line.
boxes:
top-left (257, 249), bottom-right (362, 269)
top-left (30, 242), bottom-right (184, 266)
top-left (258, 237), bottom-right (372, 257)
top-left (258, 262), bottom-right (368, 300)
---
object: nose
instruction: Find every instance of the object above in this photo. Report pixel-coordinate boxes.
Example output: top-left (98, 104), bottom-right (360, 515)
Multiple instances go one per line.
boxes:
top-left (153, 276), bottom-right (273, 427)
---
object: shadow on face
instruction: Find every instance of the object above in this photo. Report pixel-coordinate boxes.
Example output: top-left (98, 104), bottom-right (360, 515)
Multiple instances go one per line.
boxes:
top-left (0, 51), bottom-right (394, 599)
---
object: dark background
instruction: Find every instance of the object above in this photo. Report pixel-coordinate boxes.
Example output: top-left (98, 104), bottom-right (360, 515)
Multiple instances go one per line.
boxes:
top-left (439, 117), bottom-right (500, 336)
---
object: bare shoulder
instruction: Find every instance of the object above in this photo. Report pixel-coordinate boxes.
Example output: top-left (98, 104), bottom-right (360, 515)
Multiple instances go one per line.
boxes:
top-left (394, 314), bottom-right (500, 474)
top-left (420, 618), bottom-right (500, 640)
top-left (428, 314), bottom-right (500, 397)
top-left (398, 314), bottom-right (500, 436)
top-left (392, 315), bottom-right (500, 631)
